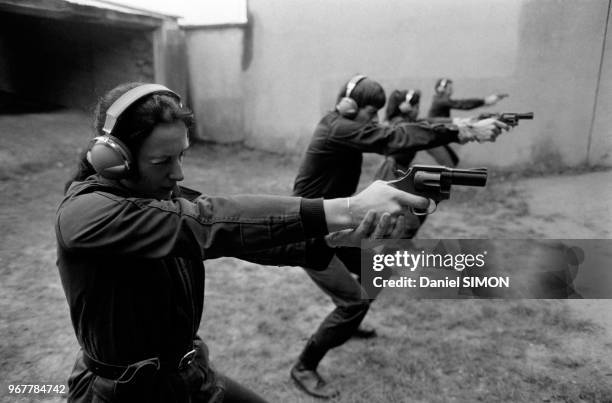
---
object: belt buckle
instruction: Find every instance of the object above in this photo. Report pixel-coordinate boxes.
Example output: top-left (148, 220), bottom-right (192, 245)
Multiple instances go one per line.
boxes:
top-left (178, 348), bottom-right (196, 370)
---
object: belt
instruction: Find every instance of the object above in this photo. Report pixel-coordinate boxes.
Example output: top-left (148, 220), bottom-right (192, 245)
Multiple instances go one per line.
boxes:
top-left (82, 348), bottom-right (197, 382)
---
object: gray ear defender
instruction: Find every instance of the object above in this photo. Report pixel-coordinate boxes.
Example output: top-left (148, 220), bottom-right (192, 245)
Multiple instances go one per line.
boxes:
top-left (336, 75), bottom-right (367, 118)
top-left (87, 84), bottom-right (180, 179)
top-left (86, 135), bottom-right (134, 180)
top-left (437, 78), bottom-right (450, 93)
top-left (399, 89), bottom-right (421, 114)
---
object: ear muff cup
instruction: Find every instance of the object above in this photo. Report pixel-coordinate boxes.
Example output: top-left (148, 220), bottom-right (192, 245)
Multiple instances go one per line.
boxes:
top-left (398, 101), bottom-right (411, 114)
top-left (86, 135), bottom-right (133, 180)
top-left (398, 89), bottom-right (420, 114)
top-left (336, 75), bottom-right (367, 118)
top-left (336, 97), bottom-right (359, 118)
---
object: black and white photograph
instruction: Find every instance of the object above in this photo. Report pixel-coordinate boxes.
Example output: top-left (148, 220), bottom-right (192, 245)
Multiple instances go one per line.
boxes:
top-left (1, 0), bottom-right (611, 402)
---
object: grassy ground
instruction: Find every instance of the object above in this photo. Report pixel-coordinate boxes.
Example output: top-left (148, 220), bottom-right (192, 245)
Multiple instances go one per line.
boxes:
top-left (1, 111), bottom-right (611, 402)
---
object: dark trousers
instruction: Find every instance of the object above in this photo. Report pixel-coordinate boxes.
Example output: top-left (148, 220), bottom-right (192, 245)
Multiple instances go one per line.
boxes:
top-left (299, 248), bottom-right (384, 369)
top-left (67, 339), bottom-right (267, 403)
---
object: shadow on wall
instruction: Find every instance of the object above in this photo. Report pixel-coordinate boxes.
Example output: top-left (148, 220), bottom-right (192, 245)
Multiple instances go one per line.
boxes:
top-left (241, 9), bottom-right (254, 71)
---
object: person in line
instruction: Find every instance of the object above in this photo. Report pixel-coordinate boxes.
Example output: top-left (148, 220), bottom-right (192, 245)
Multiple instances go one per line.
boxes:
top-left (55, 82), bottom-right (429, 403)
top-left (427, 77), bottom-right (507, 119)
top-left (376, 88), bottom-right (451, 181)
top-left (290, 75), bottom-right (510, 399)
top-left (374, 88), bottom-right (452, 237)
top-left (426, 77), bottom-right (508, 165)
top-left (375, 87), bottom-right (489, 233)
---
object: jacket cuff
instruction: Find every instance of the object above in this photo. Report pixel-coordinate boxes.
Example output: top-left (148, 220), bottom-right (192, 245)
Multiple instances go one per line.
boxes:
top-left (304, 238), bottom-right (335, 270)
top-left (300, 198), bottom-right (328, 237)
top-left (448, 130), bottom-right (460, 143)
top-left (436, 125), bottom-right (460, 143)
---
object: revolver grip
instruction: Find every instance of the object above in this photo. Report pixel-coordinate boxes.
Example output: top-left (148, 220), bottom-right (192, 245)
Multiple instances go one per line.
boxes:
top-left (388, 171), bottom-right (416, 195)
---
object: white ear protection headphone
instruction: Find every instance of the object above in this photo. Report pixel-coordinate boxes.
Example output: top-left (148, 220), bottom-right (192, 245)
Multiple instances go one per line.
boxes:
top-left (437, 78), bottom-right (450, 93)
top-left (398, 89), bottom-right (420, 114)
top-left (336, 75), bottom-right (367, 118)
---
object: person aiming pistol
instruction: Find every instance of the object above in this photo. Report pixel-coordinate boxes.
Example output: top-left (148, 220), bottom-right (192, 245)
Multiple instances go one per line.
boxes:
top-left (427, 77), bottom-right (508, 167)
top-left (290, 75), bottom-right (510, 399)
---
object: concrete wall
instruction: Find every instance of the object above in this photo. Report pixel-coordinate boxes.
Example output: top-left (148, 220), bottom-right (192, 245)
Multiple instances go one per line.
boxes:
top-left (589, 1), bottom-right (612, 166)
top-left (155, 24), bottom-right (190, 102)
top-left (185, 26), bottom-right (245, 142)
top-left (186, 0), bottom-right (612, 168)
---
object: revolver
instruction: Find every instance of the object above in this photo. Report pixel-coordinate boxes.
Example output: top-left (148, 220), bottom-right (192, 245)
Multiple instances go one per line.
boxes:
top-left (478, 112), bottom-right (534, 127)
top-left (389, 165), bottom-right (488, 215)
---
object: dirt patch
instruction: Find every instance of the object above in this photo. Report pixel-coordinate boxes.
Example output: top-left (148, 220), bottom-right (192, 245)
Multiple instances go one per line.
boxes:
top-left (0, 111), bottom-right (91, 181)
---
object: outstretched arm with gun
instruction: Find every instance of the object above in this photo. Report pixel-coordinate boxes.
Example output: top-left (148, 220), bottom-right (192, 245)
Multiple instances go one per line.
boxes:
top-left (388, 164), bottom-right (488, 215)
top-left (477, 112), bottom-right (534, 127)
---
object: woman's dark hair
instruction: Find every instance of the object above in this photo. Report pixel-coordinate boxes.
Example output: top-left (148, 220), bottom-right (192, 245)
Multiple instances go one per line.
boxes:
top-left (335, 77), bottom-right (386, 111)
top-left (64, 82), bottom-right (194, 192)
top-left (385, 89), bottom-right (408, 122)
top-left (385, 89), bottom-right (421, 122)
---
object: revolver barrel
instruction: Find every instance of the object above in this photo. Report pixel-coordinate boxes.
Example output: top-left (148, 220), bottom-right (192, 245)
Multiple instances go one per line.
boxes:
top-left (505, 112), bottom-right (534, 120)
top-left (443, 168), bottom-right (487, 187)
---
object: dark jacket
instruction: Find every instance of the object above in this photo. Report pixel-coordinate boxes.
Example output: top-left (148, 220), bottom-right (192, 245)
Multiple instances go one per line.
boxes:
top-left (55, 175), bottom-right (333, 401)
top-left (427, 93), bottom-right (485, 118)
top-left (379, 116), bottom-right (460, 169)
top-left (293, 110), bottom-right (460, 199)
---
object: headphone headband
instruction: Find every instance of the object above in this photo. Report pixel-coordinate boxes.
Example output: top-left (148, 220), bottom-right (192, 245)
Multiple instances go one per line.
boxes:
top-left (405, 89), bottom-right (420, 106)
top-left (437, 78), bottom-right (451, 92)
top-left (103, 84), bottom-right (180, 135)
top-left (345, 75), bottom-right (367, 98)
top-left (406, 90), bottom-right (415, 104)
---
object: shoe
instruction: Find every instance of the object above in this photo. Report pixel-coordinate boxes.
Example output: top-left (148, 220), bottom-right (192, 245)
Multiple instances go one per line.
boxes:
top-left (352, 324), bottom-right (378, 339)
top-left (290, 363), bottom-right (340, 399)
